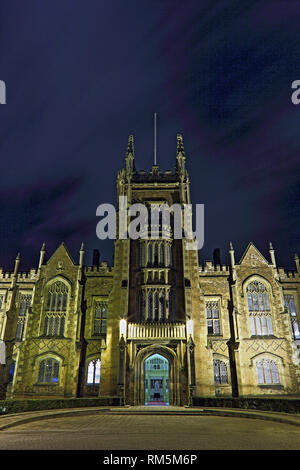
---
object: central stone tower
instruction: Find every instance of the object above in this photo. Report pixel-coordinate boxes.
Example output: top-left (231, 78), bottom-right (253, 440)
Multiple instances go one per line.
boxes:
top-left (99, 134), bottom-right (199, 405)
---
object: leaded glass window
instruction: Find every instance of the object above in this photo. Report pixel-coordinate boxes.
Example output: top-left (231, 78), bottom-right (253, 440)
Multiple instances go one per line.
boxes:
top-left (154, 243), bottom-right (159, 266)
top-left (284, 294), bottom-right (300, 340)
top-left (159, 243), bottom-right (164, 266)
top-left (93, 301), bottom-right (107, 335)
top-left (148, 244), bottom-right (152, 266)
top-left (206, 301), bottom-right (220, 335)
top-left (166, 244), bottom-right (172, 267)
top-left (247, 281), bottom-right (273, 336)
top-left (16, 294), bottom-right (32, 340)
top-left (256, 359), bottom-right (280, 385)
top-left (43, 281), bottom-right (68, 336)
top-left (154, 292), bottom-right (159, 321)
top-left (87, 359), bottom-right (101, 384)
top-left (213, 359), bottom-right (228, 384)
top-left (160, 292), bottom-right (165, 321)
top-left (38, 358), bottom-right (59, 383)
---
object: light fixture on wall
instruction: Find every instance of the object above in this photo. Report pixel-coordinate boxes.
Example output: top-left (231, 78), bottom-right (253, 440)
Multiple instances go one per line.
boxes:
top-left (186, 319), bottom-right (194, 337)
top-left (119, 319), bottom-right (127, 338)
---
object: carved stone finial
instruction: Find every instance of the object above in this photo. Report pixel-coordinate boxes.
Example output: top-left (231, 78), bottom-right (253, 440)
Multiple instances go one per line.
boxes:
top-left (176, 133), bottom-right (185, 155)
top-left (127, 135), bottom-right (134, 155)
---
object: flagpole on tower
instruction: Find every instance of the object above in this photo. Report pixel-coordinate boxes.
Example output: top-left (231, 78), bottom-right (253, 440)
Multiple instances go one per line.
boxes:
top-left (154, 112), bottom-right (157, 166)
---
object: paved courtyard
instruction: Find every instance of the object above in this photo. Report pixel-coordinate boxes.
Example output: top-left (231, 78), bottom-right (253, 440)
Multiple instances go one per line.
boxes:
top-left (0, 412), bottom-right (300, 450)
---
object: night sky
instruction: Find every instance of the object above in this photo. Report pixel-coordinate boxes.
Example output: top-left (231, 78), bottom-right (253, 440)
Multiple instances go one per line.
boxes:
top-left (0, 0), bottom-right (299, 271)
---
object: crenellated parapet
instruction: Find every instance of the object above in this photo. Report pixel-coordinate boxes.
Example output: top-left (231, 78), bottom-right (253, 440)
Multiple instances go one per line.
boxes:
top-left (199, 262), bottom-right (230, 275)
top-left (84, 262), bottom-right (114, 275)
top-left (0, 268), bottom-right (38, 282)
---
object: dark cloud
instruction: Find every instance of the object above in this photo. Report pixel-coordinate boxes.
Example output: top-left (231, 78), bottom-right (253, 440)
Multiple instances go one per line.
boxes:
top-left (0, 0), bottom-right (299, 271)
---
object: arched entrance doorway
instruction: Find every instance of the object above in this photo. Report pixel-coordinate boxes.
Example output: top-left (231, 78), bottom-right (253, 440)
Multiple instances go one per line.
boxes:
top-left (144, 354), bottom-right (169, 405)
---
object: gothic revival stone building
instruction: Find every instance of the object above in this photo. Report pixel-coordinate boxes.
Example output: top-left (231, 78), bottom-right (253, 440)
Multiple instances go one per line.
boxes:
top-left (0, 134), bottom-right (300, 405)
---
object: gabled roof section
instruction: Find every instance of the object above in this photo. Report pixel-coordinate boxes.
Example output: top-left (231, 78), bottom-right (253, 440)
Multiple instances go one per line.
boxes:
top-left (238, 242), bottom-right (270, 267)
top-left (46, 242), bottom-right (75, 266)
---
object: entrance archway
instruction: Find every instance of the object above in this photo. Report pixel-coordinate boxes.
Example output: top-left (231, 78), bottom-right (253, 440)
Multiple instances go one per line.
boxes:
top-left (144, 354), bottom-right (169, 405)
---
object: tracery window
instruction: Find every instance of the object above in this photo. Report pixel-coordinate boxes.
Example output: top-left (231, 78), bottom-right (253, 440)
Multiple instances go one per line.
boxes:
top-left (87, 359), bottom-right (101, 385)
top-left (159, 291), bottom-right (165, 321)
top-left (93, 301), bottom-right (107, 335)
top-left (145, 356), bottom-right (168, 370)
top-left (38, 358), bottom-right (59, 384)
top-left (284, 295), bottom-right (300, 340)
top-left (206, 301), bottom-right (220, 335)
top-left (0, 295), bottom-right (3, 310)
top-left (213, 359), bottom-right (228, 384)
top-left (145, 289), bottom-right (168, 321)
top-left (142, 241), bottom-right (171, 268)
top-left (246, 281), bottom-right (273, 336)
top-left (256, 359), bottom-right (280, 385)
top-left (166, 244), bottom-right (172, 267)
top-left (43, 281), bottom-right (68, 336)
top-left (16, 294), bottom-right (32, 340)
top-left (159, 243), bottom-right (164, 266)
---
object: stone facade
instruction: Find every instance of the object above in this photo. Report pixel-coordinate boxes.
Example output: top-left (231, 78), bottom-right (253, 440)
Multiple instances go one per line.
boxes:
top-left (0, 134), bottom-right (299, 404)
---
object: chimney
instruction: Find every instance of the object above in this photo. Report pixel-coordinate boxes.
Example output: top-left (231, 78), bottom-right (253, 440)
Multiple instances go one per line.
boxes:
top-left (92, 249), bottom-right (100, 268)
top-left (213, 248), bottom-right (221, 266)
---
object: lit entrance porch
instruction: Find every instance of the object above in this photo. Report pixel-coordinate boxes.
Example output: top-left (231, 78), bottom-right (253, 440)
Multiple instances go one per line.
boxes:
top-left (144, 354), bottom-right (169, 405)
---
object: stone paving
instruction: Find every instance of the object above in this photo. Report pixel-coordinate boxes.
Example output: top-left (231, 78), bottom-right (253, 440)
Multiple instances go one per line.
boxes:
top-left (0, 406), bottom-right (300, 450)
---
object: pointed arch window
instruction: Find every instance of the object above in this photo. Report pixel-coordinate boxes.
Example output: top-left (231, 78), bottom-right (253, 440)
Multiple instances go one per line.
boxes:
top-left (87, 359), bottom-right (101, 385)
top-left (213, 359), bottom-right (228, 385)
top-left (256, 359), bottom-right (280, 385)
top-left (246, 281), bottom-right (273, 336)
top-left (43, 281), bottom-right (68, 337)
top-left (38, 358), bottom-right (59, 384)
